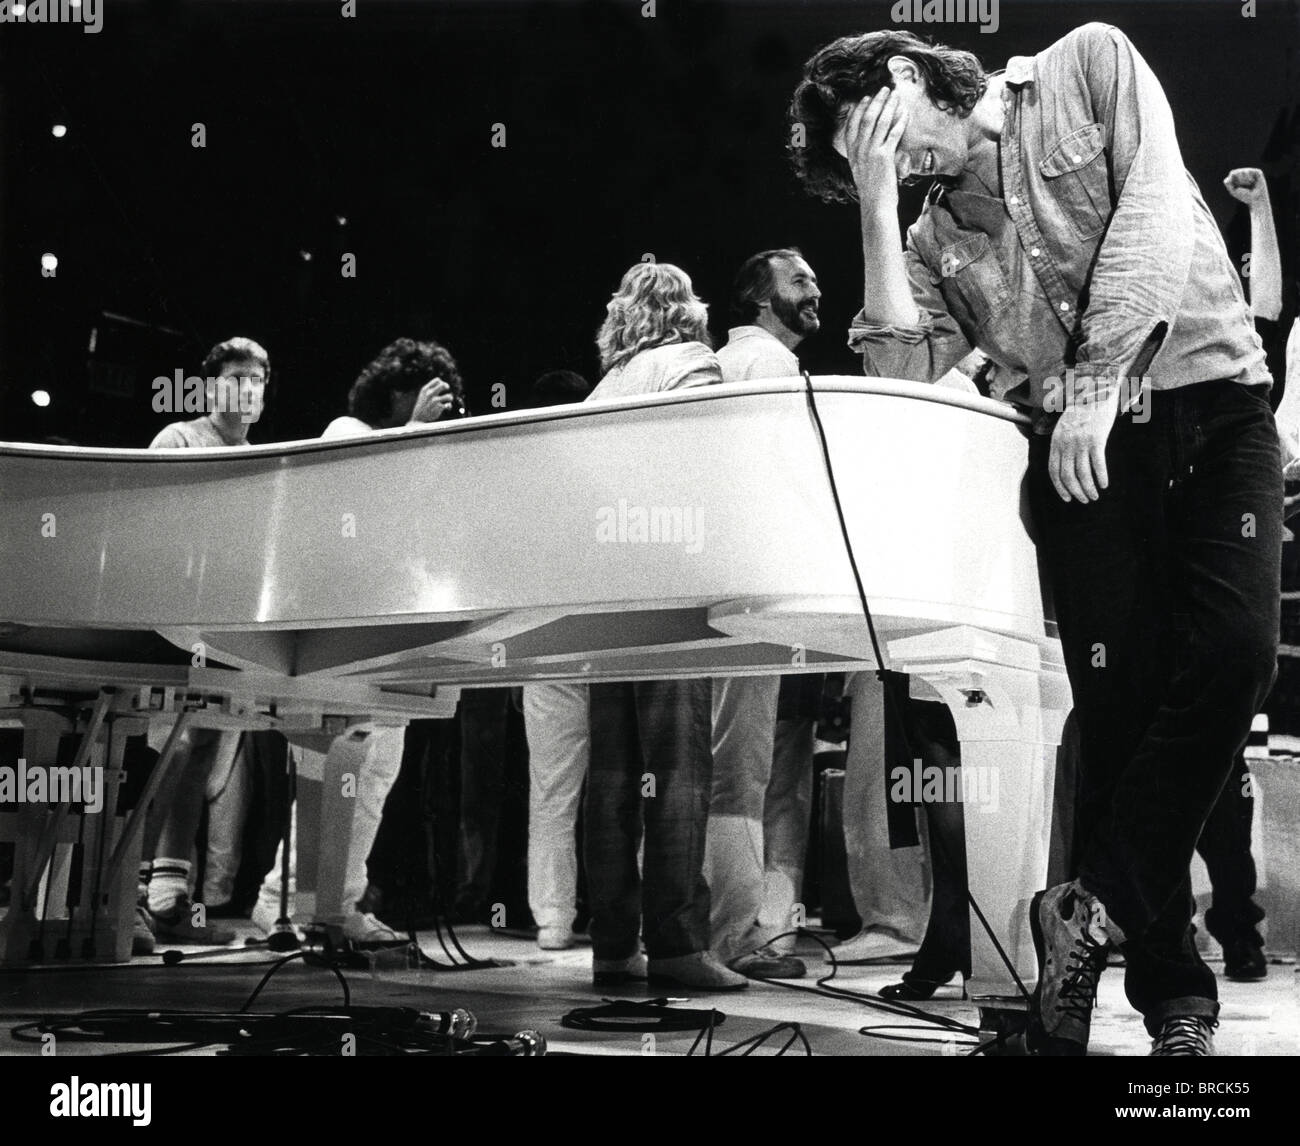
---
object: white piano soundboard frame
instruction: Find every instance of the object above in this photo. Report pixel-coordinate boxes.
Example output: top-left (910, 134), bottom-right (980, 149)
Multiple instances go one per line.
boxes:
top-left (0, 377), bottom-right (1071, 1001)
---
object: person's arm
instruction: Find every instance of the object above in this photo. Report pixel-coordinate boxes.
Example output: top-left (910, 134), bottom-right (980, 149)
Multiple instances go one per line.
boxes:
top-left (1224, 167), bottom-right (1283, 323)
top-left (1277, 318), bottom-right (1300, 475)
top-left (1046, 24), bottom-right (1197, 503)
top-left (848, 230), bottom-right (973, 382)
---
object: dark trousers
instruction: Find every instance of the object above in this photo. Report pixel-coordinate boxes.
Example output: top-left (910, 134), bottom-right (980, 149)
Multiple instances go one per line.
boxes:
top-left (1028, 380), bottom-right (1280, 1033)
top-left (1197, 750), bottom-right (1265, 946)
top-left (584, 679), bottom-right (713, 961)
top-left (899, 696), bottom-right (970, 983)
top-left (455, 687), bottom-right (511, 914)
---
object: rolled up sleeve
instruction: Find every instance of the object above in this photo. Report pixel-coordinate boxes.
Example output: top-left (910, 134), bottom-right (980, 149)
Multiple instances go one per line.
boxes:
top-left (848, 238), bottom-right (971, 383)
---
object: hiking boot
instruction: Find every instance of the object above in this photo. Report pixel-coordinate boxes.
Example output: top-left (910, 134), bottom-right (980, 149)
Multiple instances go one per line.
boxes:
top-left (1150, 1016), bottom-right (1216, 1056)
top-left (1028, 881), bottom-right (1113, 1056)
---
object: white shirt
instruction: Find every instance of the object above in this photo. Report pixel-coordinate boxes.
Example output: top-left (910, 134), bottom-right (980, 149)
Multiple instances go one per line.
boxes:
top-left (716, 325), bottom-right (800, 382)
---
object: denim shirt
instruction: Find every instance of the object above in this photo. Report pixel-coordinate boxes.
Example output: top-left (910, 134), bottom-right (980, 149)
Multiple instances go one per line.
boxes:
top-left (848, 23), bottom-right (1270, 419)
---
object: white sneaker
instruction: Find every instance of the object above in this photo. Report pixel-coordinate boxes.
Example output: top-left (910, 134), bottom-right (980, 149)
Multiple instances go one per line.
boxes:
top-left (251, 896), bottom-right (289, 937)
top-left (339, 911), bottom-right (400, 944)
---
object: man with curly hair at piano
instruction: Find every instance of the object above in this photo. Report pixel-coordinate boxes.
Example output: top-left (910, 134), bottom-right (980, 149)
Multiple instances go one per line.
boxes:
top-left (789, 24), bottom-right (1282, 1055)
top-left (581, 261), bottom-right (747, 990)
top-left (252, 338), bottom-right (465, 945)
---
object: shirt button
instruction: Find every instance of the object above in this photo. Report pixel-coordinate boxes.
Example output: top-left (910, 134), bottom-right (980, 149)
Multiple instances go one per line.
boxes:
top-left (1072, 154), bottom-right (1082, 162)
top-left (1031, 247), bottom-right (1041, 257)
top-left (1009, 194), bottom-right (1019, 204)
top-left (1059, 302), bottom-right (1070, 312)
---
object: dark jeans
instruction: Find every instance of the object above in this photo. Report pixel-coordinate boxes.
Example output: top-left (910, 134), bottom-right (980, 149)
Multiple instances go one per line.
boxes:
top-left (1028, 380), bottom-right (1280, 1034)
top-left (1197, 750), bottom-right (1265, 946)
top-left (584, 678), bottom-right (713, 961)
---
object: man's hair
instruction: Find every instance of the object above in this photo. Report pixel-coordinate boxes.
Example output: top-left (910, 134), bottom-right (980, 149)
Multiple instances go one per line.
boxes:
top-left (346, 338), bottom-right (465, 425)
top-left (596, 262), bottom-right (711, 373)
top-left (202, 336), bottom-right (270, 380)
top-left (532, 369), bottom-right (591, 406)
top-left (788, 30), bottom-right (987, 203)
top-left (731, 248), bottom-right (805, 324)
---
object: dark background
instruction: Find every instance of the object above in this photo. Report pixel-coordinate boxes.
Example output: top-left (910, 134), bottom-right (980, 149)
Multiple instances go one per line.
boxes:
top-left (0, 0), bottom-right (1296, 446)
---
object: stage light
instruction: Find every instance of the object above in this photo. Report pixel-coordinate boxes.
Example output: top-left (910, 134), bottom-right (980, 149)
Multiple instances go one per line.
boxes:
top-left (336, 215), bottom-right (348, 227)
top-left (51, 125), bottom-right (68, 139)
top-left (299, 250), bottom-right (313, 262)
top-left (41, 254), bottom-right (58, 273)
top-left (31, 390), bottom-right (51, 408)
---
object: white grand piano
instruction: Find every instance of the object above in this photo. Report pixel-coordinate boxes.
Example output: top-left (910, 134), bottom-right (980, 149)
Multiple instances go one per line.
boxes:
top-left (0, 376), bottom-right (1071, 1004)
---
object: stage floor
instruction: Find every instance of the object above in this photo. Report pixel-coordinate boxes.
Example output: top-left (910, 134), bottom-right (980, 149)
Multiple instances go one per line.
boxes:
top-left (0, 920), bottom-right (1295, 1058)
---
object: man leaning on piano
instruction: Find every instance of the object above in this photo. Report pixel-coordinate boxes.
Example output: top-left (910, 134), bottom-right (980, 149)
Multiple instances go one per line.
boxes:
top-left (789, 21), bottom-right (1285, 1056)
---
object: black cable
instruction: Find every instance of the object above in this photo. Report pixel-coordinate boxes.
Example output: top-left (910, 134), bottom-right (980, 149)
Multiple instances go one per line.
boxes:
top-left (755, 929), bottom-right (983, 1044)
top-left (240, 950), bottom-right (350, 1011)
top-left (561, 999), bottom-right (723, 1034)
top-left (802, 371), bottom-right (888, 682)
top-left (801, 374), bottom-right (1034, 1018)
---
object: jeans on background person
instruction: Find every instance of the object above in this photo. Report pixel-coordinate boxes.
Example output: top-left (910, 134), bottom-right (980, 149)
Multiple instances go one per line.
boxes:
top-left (705, 675), bottom-right (781, 964)
top-left (584, 678), bottom-right (713, 961)
top-left (839, 672), bottom-right (929, 955)
top-left (1028, 380), bottom-right (1281, 1033)
top-left (523, 683), bottom-right (590, 936)
top-left (762, 706), bottom-right (817, 953)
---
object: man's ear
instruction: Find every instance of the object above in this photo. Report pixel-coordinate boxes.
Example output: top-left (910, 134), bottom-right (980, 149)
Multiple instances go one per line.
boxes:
top-left (886, 55), bottom-right (922, 87)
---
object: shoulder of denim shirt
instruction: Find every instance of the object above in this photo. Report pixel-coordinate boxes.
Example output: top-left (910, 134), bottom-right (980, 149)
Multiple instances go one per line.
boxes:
top-left (1028, 23), bottom-right (1135, 87)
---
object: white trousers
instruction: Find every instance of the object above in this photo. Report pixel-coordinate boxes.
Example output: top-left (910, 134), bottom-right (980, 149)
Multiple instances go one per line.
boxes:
top-left (260, 726), bottom-right (405, 922)
top-left (523, 684), bottom-right (590, 932)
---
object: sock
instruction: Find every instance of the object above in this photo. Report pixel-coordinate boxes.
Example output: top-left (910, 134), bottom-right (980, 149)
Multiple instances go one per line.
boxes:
top-left (148, 858), bottom-right (191, 915)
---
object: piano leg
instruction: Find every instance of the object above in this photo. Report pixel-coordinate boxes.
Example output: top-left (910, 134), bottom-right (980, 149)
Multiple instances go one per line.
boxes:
top-left (0, 709), bottom-right (70, 964)
top-left (890, 628), bottom-right (1072, 1004)
top-left (0, 705), bottom-right (147, 965)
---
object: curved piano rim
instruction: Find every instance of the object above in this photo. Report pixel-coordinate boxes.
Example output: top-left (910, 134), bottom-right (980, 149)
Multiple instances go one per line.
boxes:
top-left (0, 376), bottom-right (1031, 460)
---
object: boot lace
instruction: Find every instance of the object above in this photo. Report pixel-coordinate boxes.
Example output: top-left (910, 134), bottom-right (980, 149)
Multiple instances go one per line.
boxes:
top-left (1053, 935), bottom-right (1108, 1023)
top-left (1152, 1016), bottom-right (1215, 1056)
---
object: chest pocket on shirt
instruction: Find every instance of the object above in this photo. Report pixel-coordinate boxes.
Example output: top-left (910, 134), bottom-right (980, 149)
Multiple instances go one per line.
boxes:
top-left (935, 233), bottom-right (1012, 331)
top-left (1039, 123), bottom-right (1110, 240)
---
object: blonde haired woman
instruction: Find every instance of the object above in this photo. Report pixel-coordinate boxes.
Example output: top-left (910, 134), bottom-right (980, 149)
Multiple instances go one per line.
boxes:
top-left (581, 261), bottom-right (745, 990)
top-left (589, 261), bottom-right (722, 398)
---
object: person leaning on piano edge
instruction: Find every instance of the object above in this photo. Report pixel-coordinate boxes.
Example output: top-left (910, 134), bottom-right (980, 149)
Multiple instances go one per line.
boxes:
top-left (789, 22), bottom-right (1285, 1056)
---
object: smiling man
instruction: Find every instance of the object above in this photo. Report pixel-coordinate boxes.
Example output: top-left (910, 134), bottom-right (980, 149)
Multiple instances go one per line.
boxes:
top-left (707, 248), bottom-right (821, 982)
top-left (789, 25), bottom-right (1282, 1057)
